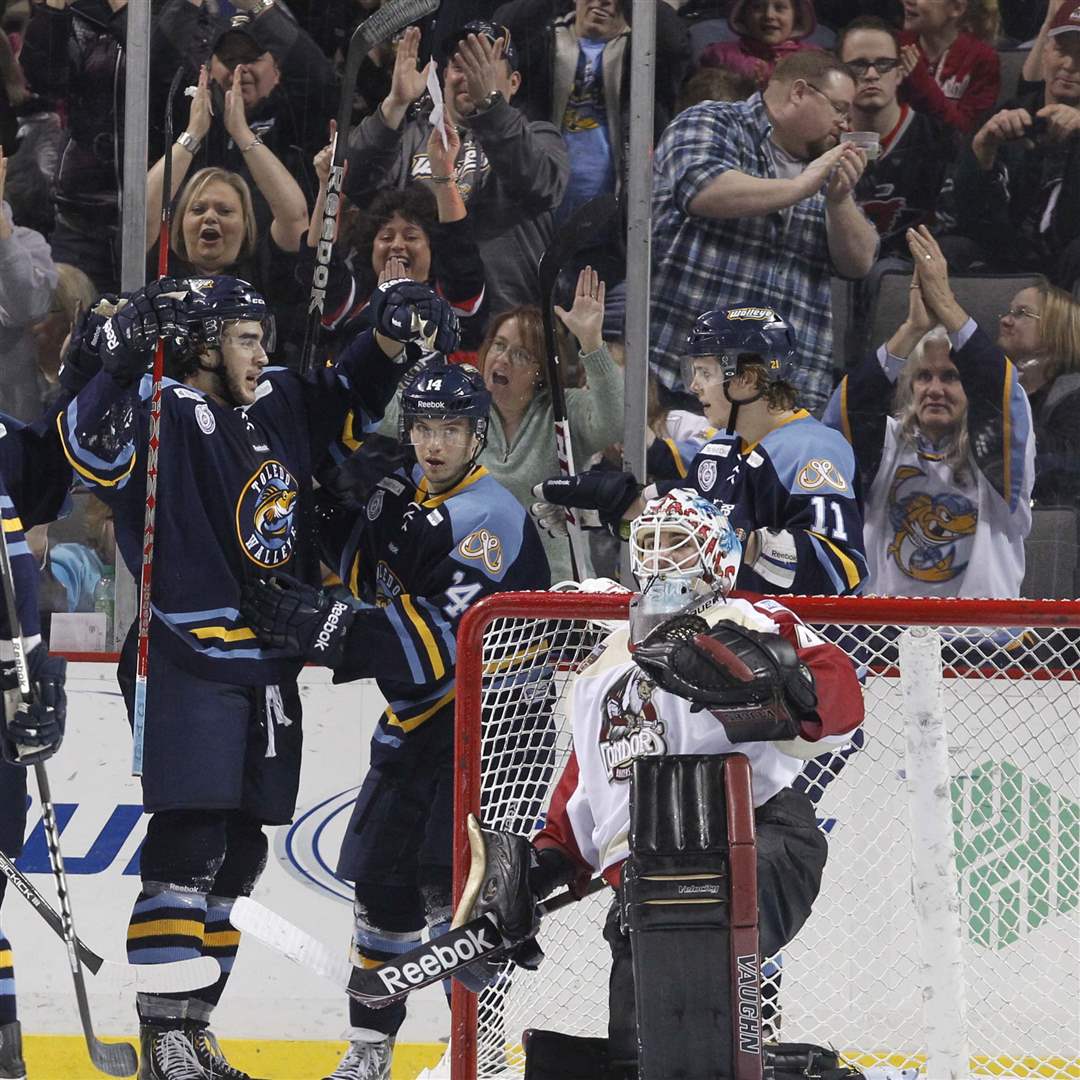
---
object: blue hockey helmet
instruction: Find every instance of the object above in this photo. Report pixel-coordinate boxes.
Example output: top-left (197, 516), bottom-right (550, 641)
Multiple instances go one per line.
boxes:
top-left (400, 360), bottom-right (492, 449)
top-left (684, 303), bottom-right (798, 384)
top-left (182, 275), bottom-right (275, 352)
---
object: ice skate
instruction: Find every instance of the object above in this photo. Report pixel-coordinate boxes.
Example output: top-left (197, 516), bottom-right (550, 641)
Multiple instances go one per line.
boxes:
top-left (138, 1025), bottom-right (208, 1079)
top-left (322, 1029), bottom-right (392, 1080)
top-left (0, 1022), bottom-right (26, 1080)
top-left (191, 1028), bottom-right (265, 1080)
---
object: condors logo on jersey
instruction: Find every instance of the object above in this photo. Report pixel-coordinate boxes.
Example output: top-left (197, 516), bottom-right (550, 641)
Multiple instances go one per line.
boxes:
top-left (236, 459), bottom-right (299, 568)
top-left (598, 668), bottom-right (667, 782)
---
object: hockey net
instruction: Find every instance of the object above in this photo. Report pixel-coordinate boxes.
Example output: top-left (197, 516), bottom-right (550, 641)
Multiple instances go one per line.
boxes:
top-left (450, 592), bottom-right (1080, 1080)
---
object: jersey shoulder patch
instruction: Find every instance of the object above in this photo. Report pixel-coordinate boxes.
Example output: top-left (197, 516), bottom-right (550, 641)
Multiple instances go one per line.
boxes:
top-left (760, 416), bottom-right (857, 498)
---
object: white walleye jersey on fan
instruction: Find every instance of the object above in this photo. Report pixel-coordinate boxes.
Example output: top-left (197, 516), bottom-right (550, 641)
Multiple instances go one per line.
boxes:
top-left (564, 598), bottom-right (851, 875)
top-left (863, 416), bottom-right (1032, 598)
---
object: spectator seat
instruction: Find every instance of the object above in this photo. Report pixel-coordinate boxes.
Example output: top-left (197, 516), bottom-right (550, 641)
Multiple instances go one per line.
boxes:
top-left (1021, 506), bottom-right (1079, 599)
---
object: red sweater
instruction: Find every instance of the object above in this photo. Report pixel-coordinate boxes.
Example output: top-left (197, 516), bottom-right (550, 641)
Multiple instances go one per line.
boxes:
top-left (899, 29), bottom-right (1000, 134)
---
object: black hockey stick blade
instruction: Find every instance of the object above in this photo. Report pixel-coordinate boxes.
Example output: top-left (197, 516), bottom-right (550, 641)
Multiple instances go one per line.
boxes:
top-left (537, 194), bottom-right (620, 303)
top-left (232, 875), bottom-right (608, 1007)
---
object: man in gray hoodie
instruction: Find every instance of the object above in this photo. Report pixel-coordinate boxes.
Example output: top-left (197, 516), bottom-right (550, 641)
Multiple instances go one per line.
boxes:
top-left (0, 149), bottom-right (58, 423)
top-left (345, 20), bottom-right (570, 316)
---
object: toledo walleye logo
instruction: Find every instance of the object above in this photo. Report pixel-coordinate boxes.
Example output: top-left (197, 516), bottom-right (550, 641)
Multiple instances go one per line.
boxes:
top-left (236, 460), bottom-right (298, 568)
top-left (886, 464), bottom-right (977, 582)
top-left (598, 668), bottom-right (667, 783)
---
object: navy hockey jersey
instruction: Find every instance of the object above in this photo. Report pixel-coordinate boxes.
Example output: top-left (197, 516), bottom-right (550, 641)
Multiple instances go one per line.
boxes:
top-left (672, 411), bottom-right (867, 596)
top-left (57, 332), bottom-right (401, 685)
top-left (321, 461), bottom-right (550, 757)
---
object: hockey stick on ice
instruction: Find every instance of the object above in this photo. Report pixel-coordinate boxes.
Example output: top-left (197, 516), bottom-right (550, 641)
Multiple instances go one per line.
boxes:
top-left (299, 0), bottom-right (440, 374)
top-left (0, 532), bottom-right (139, 1076)
top-left (0, 851), bottom-right (218, 994)
top-left (537, 194), bottom-right (620, 581)
top-left (232, 873), bottom-right (608, 1006)
top-left (132, 64), bottom-right (186, 777)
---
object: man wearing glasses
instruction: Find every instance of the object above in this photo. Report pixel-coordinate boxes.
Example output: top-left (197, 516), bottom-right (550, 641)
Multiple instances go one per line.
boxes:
top-left (838, 16), bottom-right (955, 258)
top-left (651, 50), bottom-right (878, 416)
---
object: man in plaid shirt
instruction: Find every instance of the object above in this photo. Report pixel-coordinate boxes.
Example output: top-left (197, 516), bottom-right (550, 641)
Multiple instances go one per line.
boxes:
top-left (651, 51), bottom-right (879, 414)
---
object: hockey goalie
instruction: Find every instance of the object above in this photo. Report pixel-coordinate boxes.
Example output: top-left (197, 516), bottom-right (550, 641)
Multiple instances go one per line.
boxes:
top-left (457, 489), bottom-right (866, 1080)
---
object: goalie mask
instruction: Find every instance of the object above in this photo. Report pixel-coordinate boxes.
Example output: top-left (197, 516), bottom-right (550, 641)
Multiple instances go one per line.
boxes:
top-left (629, 489), bottom-right (743, 645)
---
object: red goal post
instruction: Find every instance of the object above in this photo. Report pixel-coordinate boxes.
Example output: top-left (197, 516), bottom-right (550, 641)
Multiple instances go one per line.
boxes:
top-left (451, 593), bottom-right (1080, 1080)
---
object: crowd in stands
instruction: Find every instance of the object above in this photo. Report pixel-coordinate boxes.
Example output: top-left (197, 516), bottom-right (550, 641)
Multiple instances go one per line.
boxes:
top-left (1, 0), bottom-right (1080, 617)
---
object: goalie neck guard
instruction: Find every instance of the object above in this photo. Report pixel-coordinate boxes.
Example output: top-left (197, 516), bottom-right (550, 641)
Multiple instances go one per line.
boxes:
top-left (629, 489), bottom-right (743, 645)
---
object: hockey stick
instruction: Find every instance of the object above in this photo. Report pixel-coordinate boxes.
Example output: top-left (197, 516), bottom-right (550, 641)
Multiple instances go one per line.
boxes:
top-left (0, 851), bottom-right (218, 993)
top-left (537, 194), bottom-right (620, 581)
top-left (132, 65), bottom-right (185, 776)
top-left (299, 0), bottom-right (440, 374)
top-left (232, 874), bottom-right (608, 1006)
top-left (0, 535), bottom-right (138, 1075)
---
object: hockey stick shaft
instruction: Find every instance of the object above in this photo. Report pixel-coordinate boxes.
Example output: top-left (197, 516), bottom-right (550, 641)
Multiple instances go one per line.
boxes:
top-left (132, 65), bottom-right (184, 776)
top-left (0, 850), bottom-right (218, 993)
top-left (231, 874), bottom-right (608, 1006)
top-left (537, 194), bottom-right (620, 580)
top-left (299, 0), bottom-right (439, 373)
top-left (0, 533), bottom-right (138, 1075)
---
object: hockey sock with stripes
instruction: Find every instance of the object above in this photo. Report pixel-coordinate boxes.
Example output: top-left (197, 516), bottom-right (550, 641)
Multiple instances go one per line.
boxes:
top-left (188, 895), bottom-right (240, 1025)
top-left (0, 928), bottom-right (14, 1026)
top-left (127, 886), bottom-right (208, 1025)
top-left (347, 913), bottom-right (421, 1035)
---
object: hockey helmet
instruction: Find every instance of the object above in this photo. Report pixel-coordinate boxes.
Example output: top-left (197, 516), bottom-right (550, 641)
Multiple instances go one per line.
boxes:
top-left (630, 488), bottom-right (742, 591)
top-left (182, 275), bottom-right (275, 352)
top-left (683, 303), bottom-right (797, 385)
top-left (399, 360), bottom-right (492, 449)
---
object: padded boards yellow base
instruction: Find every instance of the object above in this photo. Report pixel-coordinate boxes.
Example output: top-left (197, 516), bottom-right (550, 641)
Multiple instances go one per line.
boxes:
top-left (24, 1035), bottom-right (446, 1080)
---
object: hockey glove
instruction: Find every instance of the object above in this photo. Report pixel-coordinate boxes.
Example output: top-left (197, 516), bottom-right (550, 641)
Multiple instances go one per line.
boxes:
top-left (239, 572), bottom-right (355, 669)
top-left (633, 615), bottom-right (817, 742)
top-left (531, 470), bottom-right (641, 539)
top-left (1, 645), bottom-right (68, 766)
top-left (57, 295), bottom-right (123, 396)
top-left (100, 278), bottom-right (190, 387)
top-left (367, 279), bottom-right (460, 354)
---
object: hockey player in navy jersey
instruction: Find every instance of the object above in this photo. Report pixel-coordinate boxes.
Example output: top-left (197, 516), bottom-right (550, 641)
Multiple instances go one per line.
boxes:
top-left (57, 274), bottom-right (459, 1080)
top-left (452, 489), bottom-right (865, 1079)
top-left (0, 412), bottom-right (73, 1080)
top-left (240, 361), bottom-right (550, 1080)
top-left (535, 305), bottom-right (868, 596)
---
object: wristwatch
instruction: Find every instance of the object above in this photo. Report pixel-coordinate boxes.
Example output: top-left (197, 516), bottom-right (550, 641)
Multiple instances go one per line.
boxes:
top-left (176, 131), bottom-right (202, 154)
top-left (474, 89), bottom-right (502, 114)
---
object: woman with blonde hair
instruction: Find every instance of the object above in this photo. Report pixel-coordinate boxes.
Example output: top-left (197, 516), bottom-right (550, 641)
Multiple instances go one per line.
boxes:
top-left (997, 278), bottom-right (1080, 505)
top-left (826, 226), bottom-right (1034, 598)
top-left (898, 0), bottom-right (1001, 134)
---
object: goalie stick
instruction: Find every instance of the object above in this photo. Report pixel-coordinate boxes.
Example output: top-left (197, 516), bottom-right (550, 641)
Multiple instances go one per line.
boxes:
top-left (0, 530), bottom-right (139, 1076)
top-left (231, 876), bottom-right (608, 1006)
top-left (299, 0), bottom-right (440, 374)
top-left (0, 850), bottom-right (218, 994)
top-left (537, 194), bottom-right (620, 581)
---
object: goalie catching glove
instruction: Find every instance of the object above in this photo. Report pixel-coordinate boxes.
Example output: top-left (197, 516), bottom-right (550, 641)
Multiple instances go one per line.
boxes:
top-left (239, 572), bottom-right (355, 669)
top-left (632, 614), bottom-right (817, 742)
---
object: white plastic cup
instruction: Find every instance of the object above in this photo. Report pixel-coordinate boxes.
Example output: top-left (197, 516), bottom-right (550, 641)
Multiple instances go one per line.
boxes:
top-left (841, 130), bottom-right (881, 160)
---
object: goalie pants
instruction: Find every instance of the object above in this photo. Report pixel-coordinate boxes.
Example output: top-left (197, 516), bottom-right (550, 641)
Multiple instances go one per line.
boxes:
top-left (605, 786), bottom-right (827, 1070)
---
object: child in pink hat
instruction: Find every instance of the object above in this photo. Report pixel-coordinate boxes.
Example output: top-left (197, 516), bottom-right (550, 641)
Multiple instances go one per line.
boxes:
top-left (699, 0), bottom-right (821, 89)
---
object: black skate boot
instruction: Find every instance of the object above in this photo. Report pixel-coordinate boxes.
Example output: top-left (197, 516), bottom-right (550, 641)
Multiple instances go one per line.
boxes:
top-left (190, 1028), bottom-right (266, 1080)
top-left (322, 1029), bottom-right (392, 1080)
top-left (138, 1024), bottom-right (208, 1079)
top-left (0, 1022), bottom-right (26, 1080)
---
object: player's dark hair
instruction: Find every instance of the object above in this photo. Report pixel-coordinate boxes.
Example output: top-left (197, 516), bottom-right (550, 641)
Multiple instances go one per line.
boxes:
top-left (835, 16), bottom-right (901, 58)
top-left (355, 184), bottom-right (439, 289)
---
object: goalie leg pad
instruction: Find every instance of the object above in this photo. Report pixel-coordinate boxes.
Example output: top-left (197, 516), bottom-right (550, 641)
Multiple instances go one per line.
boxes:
top-left (522, 1029), bottom-right (614, 1080)
top-left (622, 754), bottom-right (761, 1080)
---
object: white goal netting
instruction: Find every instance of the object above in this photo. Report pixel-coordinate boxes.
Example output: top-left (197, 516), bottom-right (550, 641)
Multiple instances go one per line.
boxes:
top-left (450, 593), bottom-right (1080, 1080)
